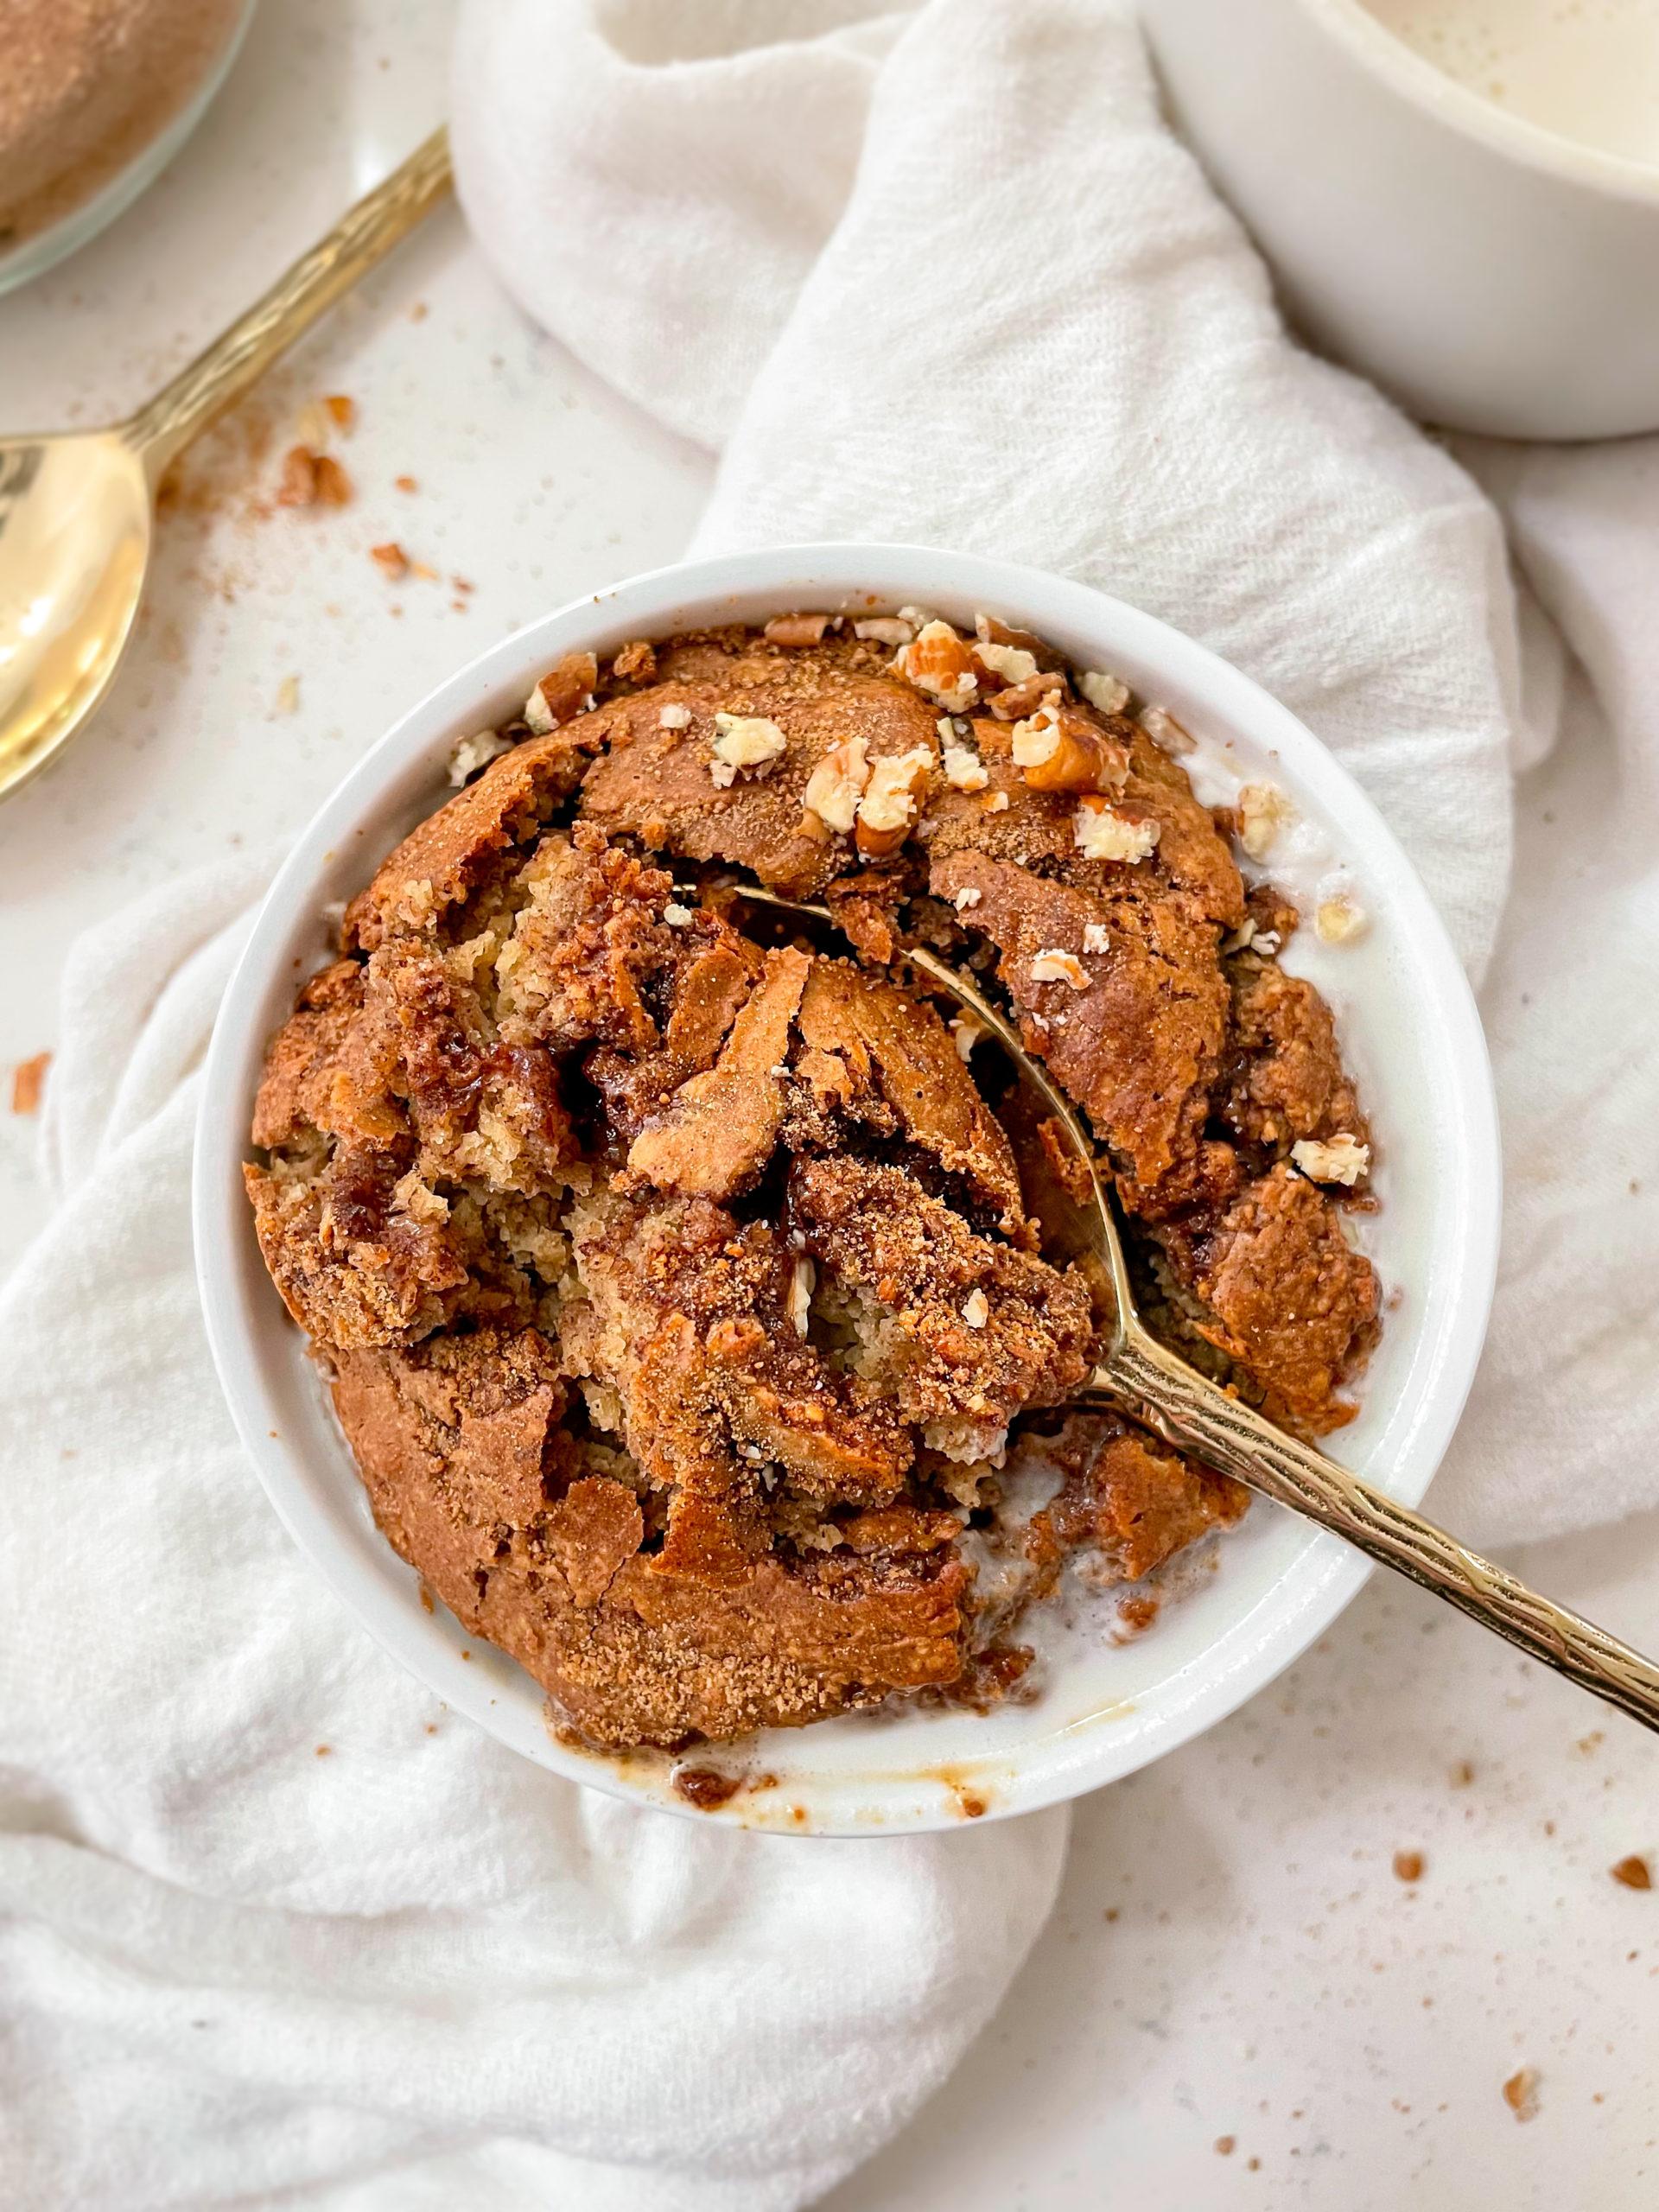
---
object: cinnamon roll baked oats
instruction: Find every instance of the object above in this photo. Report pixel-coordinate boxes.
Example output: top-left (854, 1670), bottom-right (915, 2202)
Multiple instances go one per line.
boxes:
top-left (245, 608), bottom-right (1379, 1750)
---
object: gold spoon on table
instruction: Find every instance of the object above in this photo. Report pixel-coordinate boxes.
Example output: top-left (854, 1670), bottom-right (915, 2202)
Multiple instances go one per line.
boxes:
top-left (721, 878), bottom-right (1659, 1735)
top-left (0, 127), bottom-right (453, 806)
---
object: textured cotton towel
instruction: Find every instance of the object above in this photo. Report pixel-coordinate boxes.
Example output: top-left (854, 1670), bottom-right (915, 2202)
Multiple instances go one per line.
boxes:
top-left (4, 3), bottom-right (1658, 2209)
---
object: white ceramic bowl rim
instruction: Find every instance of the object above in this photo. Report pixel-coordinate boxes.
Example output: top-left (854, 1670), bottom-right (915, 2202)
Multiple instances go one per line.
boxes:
top-left (1304, 0), bottom-right (1659, 205)
top-left (194, 543), bottom-right (1502, 1836)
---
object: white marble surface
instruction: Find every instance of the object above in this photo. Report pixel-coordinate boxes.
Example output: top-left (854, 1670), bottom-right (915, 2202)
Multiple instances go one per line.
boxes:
top-left (2, 4), bottom-right (1655, 2207)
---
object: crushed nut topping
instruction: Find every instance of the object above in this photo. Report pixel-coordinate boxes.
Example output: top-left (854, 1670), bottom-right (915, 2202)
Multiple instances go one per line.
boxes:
top-left (802, 734), bottom-right (871, 835)
top-left (525, 652), bottom-right (601, 734)
top-left (943, 741), bottom-right (988, 791)
top-left (1082, 922), bottom-right (1109, 954)
top-left (988, 672), bottom-right (1064, 723)
top-left (1290, 1133), bottom-right (1370, 1186)
top-left (950, 1016), bottom-right (986, 1063)
top-left (895, 620), bottom-right (979, 715)
top-left (975, 639), bottom-right (1039, 686)
top-left (963, 1287), bottom-right (990, 1329)
top-left (953, 886), bottom-right (982, 912)
top-left (709, 713), bottom-right (789, 786)
top-left (1238, 782), bottom-right (1296, 861)
top-left (855, 744), bottom-right (936, 856)
top-left (853, 615), bottom-right (915, 645)
top-left (982, 790), bottom-right (1009, 813)
top-left (1316, 893), bottom-right (1368, 944)
top-left (1030, 949), bottom-right (1090, 989)
top-left (663, 902), bottom-right (695, 927)
top-left (658, 702), bottom-right (693, 730)
top-left (1074, 797), bottom-right (1160, 863)
top-left (1014, 704), bottom-right (1128, 794)
top-left (786, 1256), bottom-right (817, 1337)
top-left (1010, 703), bottom-right (1061, 768)
top-left (764, 612), bottom-right (833, 647)
top-left (1140, 705), bottom-right (1195, 755)
top-left (447, 728), bottom-right (514, 785)
top-left (1079, 669), bottom-right (1130, 715)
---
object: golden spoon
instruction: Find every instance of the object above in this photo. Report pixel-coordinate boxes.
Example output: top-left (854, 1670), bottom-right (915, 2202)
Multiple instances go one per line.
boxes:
top-left (720, 878), bottom-right (1659, 1734)
top-left (0, 127), bottom-right (453, 806)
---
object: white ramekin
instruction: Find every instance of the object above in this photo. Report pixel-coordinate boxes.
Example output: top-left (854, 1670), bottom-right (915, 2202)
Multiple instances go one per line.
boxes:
top-left (194, 544), bottom-right (1501, 1836)
top-left (1141, 0), bottom-right (1659, 441)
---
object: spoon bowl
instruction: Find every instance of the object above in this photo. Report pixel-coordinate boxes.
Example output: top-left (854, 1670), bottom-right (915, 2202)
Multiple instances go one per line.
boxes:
top-left (0, 432), bottom-right (151, 798)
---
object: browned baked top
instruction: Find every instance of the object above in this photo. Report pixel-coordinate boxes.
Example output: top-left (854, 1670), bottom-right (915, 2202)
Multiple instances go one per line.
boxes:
top-left (245, 611), bottom-right (1378, 1750)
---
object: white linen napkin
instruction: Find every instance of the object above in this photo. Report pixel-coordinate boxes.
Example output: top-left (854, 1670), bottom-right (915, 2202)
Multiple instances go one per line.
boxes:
top-left (4, 3), bottom-right (1657, 2207)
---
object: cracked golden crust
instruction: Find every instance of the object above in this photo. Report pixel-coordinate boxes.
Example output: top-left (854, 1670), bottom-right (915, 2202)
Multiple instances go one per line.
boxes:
top-left (334, 1323), bottom-right (965, 1750)
top-left (343, 729), bottom-right (596, 954)
top-left (788, 1158), bottom-right (1095, 1436)
top-left (577, 641), bottom-right (942, 897)
top-left (930, 850), bottom-right (1230, 1205)
top-left (1160, 1166), bottom-right (1380, 1433)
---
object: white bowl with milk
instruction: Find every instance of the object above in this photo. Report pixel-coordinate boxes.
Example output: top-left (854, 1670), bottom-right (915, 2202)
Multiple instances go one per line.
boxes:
top-left (1141, 0), bottom-right (1659, 439)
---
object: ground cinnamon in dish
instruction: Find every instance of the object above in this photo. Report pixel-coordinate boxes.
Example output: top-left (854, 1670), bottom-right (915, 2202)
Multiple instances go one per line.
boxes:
top-left (0, 0), bottom-right (245, 246)
top-left (245, 612), bottom-right (1381, 1754)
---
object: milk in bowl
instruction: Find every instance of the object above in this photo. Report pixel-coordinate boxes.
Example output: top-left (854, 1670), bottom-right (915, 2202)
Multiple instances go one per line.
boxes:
top-left (1363, 0), bottom-right (1659, 167)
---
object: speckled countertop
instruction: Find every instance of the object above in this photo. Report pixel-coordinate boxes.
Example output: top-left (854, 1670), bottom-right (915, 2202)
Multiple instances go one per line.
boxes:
top-left (2, 4), bottom-right (1655, 2206)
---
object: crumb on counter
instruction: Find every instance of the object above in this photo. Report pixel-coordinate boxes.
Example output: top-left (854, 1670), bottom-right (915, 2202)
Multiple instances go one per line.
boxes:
top-left (276, 446), bottom-right (351, 509)
top-left (11, 1052), bottom-right (50, 1115)
top-left (1503, 2068), bottom-right (1541, 2122)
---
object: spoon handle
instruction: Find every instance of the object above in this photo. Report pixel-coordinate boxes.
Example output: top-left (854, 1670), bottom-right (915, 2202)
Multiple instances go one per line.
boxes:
top-left (124, 127), bottom-right (453, 479)
top-left (1093, 1330), bottom-right (1659, 1734)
